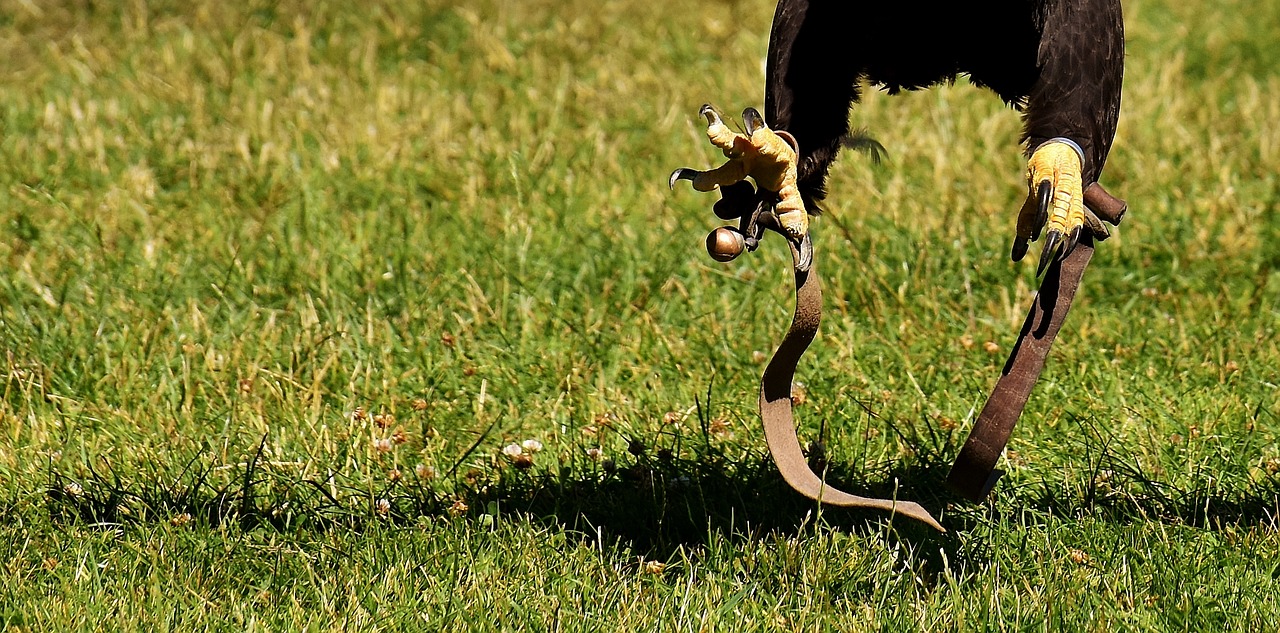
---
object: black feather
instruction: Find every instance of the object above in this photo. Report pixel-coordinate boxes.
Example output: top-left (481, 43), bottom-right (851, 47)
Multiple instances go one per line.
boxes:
top-left (765, 0), bottom-right (1124, 202)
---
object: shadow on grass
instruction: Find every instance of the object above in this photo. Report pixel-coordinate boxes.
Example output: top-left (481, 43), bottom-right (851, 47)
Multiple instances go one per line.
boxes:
top-left (1016, 420), bottom-right (1280, 530)
top-left (26, 417), bottom-right (1280, 578)
top-left (34, 437), bottom-right (962, 543)
top-left (466, 446), bottom-right (963, 553)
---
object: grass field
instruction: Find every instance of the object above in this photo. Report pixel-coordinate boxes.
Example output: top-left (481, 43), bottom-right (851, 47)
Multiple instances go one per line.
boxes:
top-left (3, 0), bottom-right (1280, 629)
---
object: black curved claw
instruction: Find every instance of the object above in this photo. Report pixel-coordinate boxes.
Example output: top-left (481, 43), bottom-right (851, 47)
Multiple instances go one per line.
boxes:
top-left (794, 233), bottom-right (813, 273)
top-left (1012, 238), bottom-right (1028, 263)
top-left (700, 104), bottom-right (721, 126)
top-left (1011, 179), bottom-right (1055, 262)
top-left (742, 107), bottom-right (765, 136)
top-left (1037, 230), bottom-right (1063, 277)
top-left (1065, 225), bottom-right (1082, 256)
top-left (669, 168), bottom-right (698, 190)
top-left (1034, 179), bottom-right (1052, 242)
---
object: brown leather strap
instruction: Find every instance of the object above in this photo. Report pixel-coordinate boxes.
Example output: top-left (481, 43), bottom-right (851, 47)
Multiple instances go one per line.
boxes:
top-left (755, 182), bottom-right (1121, 519)
top-left (946, 185), bottom-right (1123, 500)
top-left (946, 236), bottom-right (1095, 501)
top-left (760, 238), bottom-right (945, 531)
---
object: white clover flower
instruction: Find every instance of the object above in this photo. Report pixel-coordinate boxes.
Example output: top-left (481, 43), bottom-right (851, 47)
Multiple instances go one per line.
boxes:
top-left (502, 443), bottom-right (523, 457)
top-left (373, 437), bottom-right (394, 453)
top-left (375, 498), bottom-right (391, 516)
top-left (520, 439), bottom-right (543, 453)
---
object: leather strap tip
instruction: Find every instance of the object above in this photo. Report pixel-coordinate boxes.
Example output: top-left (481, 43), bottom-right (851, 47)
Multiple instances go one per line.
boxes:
top-left (900, 505), bottom-right (946, 532)
top-left (1083, 182), bottom-right (1127, 226)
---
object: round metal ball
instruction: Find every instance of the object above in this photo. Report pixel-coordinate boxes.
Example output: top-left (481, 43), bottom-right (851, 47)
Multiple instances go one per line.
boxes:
top-left (706, 227), bottom-right (745, 262)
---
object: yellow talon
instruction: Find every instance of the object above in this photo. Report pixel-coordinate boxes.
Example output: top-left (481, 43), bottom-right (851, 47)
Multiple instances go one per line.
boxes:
top-left (672, 105), bottom-right (809, 240)
top-left (1013, 139), bottom-right (1085, 273)
top-left (1030, 141), bottom-right (1085, 237)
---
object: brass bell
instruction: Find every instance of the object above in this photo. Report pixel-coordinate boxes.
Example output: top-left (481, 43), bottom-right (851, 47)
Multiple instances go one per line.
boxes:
top-left (706, 226), bottom-right (745, 262)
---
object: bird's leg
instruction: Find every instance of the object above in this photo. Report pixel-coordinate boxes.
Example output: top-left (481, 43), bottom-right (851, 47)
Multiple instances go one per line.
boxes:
top-left (741, 108), bottom-right (808, 242)
top-left (670, 105), bottom-right (811, 270)
top-left (1012, 138), bottom-right (1109, 275)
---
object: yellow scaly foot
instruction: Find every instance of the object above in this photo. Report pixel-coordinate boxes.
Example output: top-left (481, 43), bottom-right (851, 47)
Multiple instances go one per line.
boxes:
top-left (670, 105), bottom-right (809, 241)
top-left (1012, 138), bottom-right (1109, 275)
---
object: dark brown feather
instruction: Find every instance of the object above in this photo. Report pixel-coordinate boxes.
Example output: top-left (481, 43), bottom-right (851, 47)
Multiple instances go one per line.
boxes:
top-left (765, 0), bottom-right (1124, 205)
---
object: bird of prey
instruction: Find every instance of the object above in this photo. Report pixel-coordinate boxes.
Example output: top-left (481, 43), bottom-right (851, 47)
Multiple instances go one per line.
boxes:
top-left (669, 0), bottom-right (1128, 526)
top-left (676, 0), bottom-right (1126, 272)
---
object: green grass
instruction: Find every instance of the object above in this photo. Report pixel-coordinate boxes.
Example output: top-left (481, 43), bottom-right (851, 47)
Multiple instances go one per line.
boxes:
top-left (3, 0), bottom-right (1280, 629)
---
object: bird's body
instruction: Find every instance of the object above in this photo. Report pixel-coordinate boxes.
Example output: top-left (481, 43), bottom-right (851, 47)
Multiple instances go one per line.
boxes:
top-left (668, 0), bottom-right (1127, 526)
top-left (767, 0), bottom-right (1124, 208)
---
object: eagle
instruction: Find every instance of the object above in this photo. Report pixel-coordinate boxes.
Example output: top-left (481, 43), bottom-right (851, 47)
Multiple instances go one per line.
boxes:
top-left (669, 0), bottom-right (1128, 527)
top-left (676, 0), bottom-right (1126, 272)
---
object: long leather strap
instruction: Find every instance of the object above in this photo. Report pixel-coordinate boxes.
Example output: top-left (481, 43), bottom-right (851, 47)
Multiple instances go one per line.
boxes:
top-left (946, 184), bottom-right (1123, 500)
top-left (755, 183), bottom-right (1122, 527)
top-left (760, 239), bottom-right (945, 531)
top-left (946, 236), bottom-right (1095, 501)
